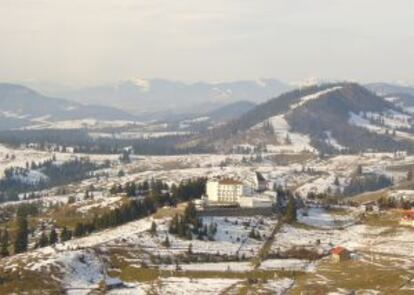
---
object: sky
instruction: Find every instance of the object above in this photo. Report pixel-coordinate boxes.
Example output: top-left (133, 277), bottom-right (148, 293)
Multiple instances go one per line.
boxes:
top-left (0, 0), bottom-right (413, 87)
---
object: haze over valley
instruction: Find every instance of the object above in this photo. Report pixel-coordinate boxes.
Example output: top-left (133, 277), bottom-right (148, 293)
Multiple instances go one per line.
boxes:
top-left (0, 1), bottom-right (414, 294)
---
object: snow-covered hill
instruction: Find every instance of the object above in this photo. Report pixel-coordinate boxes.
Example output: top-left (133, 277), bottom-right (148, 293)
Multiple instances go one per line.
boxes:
top-left (0, 83), bottom-right (140, 130)
top-left (197, 83), bottom-right (414, 154)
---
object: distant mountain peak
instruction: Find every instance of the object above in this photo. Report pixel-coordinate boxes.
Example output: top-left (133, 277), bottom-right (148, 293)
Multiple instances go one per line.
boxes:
top-left (292, 77), bottom-right (353, 88)
top-left (125, 77), bottom-right (151, 92)
top-left (44, 78), bottom-right (292, 116)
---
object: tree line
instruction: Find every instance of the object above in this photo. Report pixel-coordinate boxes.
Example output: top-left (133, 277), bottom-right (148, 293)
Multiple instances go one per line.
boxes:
top-left (0, 158), bottom-right (108, 203)
top-left (2, 177), bottom-right (207, 257)
top-left (0, 129), bottom-right (212, 155)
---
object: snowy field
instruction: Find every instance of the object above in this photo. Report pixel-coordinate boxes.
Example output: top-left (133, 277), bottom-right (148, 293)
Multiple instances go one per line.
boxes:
top-left (297, 207), bottom-right (357, 229)
top-left (107, 277), bottom-right (242, 295)
top-left (259, 258), bottom-right (316, 272)
top-left (1, 140), bottom-right (414, 293)
top-left (0, 143), bottom-right (119, 178)
top-left (159, 261), bottom-right (252, 272)
top-left (271, 207), bottom-right (414, 270)
top-left (349, 111), bottom-right (414, 142)
top-left (115, 216), bottom-right (277, 260)
top-left (0, 203), bottom-right (413, 293)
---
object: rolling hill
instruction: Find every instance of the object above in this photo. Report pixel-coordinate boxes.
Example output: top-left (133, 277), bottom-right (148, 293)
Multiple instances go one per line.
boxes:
top-left (366, 82), bottom-right (414, 110)
top-left (0, 83), bottom-right (139, 130)
top-left (192, 83), bottom-right (414, 154)
top-left (207, 100), bottom-right (256, 121)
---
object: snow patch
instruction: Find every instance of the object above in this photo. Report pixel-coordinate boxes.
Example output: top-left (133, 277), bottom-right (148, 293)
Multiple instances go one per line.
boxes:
top-left (290, 86), bottom-right (343, 110)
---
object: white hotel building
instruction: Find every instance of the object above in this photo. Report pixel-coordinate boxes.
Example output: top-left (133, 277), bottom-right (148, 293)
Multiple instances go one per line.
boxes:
top-left (205, 177), bottom-right (273, 208)
top-left (206, 179), bottom-right (244, 204)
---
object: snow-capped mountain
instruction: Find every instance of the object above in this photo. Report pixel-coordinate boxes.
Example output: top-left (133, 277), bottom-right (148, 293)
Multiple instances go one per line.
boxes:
top-left (38, 78), bottom-right (291, 116)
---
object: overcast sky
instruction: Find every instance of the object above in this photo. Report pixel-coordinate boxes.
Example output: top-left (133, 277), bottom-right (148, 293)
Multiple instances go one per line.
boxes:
top-left (1, 0), bottom-right (413, 86)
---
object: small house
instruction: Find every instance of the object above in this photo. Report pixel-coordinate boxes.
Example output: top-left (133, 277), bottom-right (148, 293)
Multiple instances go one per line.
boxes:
top-left (400, 210), bottom-right (414, 227)
top-left (330, 246), bottom-right (351, 262)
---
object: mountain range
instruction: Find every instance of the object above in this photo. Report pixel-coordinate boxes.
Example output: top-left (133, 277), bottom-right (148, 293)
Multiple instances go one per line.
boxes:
top-left (0, 83), bottom-right (138, 130)
top-left (0, 83), bottom-right (260, 130)
top-left (366, 82), bottom-right (414, 108)
top-left (31, 78), bottom-right (291, 116)
top-left (2, 81), bottom-right (414, 155)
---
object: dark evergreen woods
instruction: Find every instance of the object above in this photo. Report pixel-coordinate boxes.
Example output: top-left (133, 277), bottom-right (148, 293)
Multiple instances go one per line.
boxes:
top-left (0, 229), bottom-right (9, 257)
top-left (6, 177), bottom-right (207, 255)
top-left (284, 196), bottom-right (297, 224)
top-left (342, 174), bottom-right (393, 197)
top-left (13, 214), bottom-right (29, 254)
top-left (0, 129), bottom-right (212, 156)
top-left (110, 177), bottom-right (206, 206)
top-left (68, 178), bottom-right (206, 239)
top-left (168, 201), bottom-right (215, 241)
top-left (0, 158), bottom-right (109, 203)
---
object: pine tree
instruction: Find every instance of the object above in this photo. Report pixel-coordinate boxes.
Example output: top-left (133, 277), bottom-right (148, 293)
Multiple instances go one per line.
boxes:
top-left (120, 150), bottom-right (131, 163)
top-left (149, 221), bottom-right (157, 235)
top-left (186, 229), bottom-right (193, 240)
top-left (74, 222), bottom-right (85, 237)
top-left (207, 223), bottom-right (216, 240)
top-left (14, 214), bottom-right (29, 254)
top-left (357, 165), bottom-right (363, 176)
top-left (162, 236), bottom-right (170, 248)
top-left (38, 231), bottom-right (49, 248)
top-left (249, 228), bottom-right (256, 239)
top-left (183, 201), bottom-right (197, 225)
top-left (60, 226), bottom-right (72, 242)
top-left (49, 228), bottom-right (58, 245)
top-left (169, 214), bottom-right (179, 234)
top-left (284, 196), bottom-right (297, 224)
top-left (0, 228), bottom-right (9, 257)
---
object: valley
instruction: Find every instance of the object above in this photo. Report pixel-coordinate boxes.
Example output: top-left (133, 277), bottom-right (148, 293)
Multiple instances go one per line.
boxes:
top-left (0, 82), bottom-right (413, 294)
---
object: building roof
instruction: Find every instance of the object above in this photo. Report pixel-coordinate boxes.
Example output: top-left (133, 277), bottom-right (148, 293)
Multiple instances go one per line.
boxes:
top-left (401, 210), bottom-right (414, 218)
top-left (219, 179), bottom-right (243, 185)
top-left (330, 246), bottom-right (348, 255)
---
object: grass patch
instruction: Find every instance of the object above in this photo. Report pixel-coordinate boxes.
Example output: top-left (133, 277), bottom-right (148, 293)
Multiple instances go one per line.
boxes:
top-left (126, 267), bottom-right (305, 281)
top-left (290, 257), bottom-right (412, 294)
top-left (346, 189), bottom-right (389, 204)
top-left (153, 206), bottom-right (185, 219)
top-left (0, 268), bottom-right (63, 294)
top-left (363, 212), bottom-right (399, 228)
top-left (325, 207), bottom-right (349, 216)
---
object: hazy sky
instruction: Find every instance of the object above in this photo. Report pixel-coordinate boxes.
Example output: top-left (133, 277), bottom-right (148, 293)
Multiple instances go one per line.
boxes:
top-left (1, 0), bottom-right (413, 86)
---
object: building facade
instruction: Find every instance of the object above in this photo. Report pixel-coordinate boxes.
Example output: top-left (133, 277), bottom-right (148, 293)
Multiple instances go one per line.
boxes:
top-left (205, 177), bottom-right (274, 209)
top-left (330, 246), bottom-right (351, 263)
top-left (400, 210), bottom-right (414, 227)
top-left (206, 179), bottom-right (244, 204)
